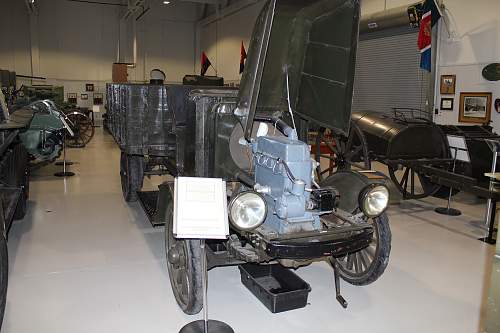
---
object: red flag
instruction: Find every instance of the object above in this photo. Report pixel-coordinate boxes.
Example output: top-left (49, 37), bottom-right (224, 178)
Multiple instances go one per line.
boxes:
top-left (201, 51), bottom-right (212, 76)
top-left (239, 42), bottom-right (247, 74)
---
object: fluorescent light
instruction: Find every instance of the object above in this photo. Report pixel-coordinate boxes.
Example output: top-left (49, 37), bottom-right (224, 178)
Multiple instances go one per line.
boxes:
top-left (163, 1), bottom-right (170, 4)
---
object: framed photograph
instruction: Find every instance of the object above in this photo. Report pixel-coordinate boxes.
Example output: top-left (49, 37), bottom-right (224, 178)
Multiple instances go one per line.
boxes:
top-left (67, 93), bottom-right (77, 104)
top-left (85, 83), bottom-right (94, 92)
top-left (81, 93), bottom-right (88, 100)
top-left (459, 92), bottom-right (492, 124)
top-left (440, 98), bottom-right (454, 111)
top-left (93, 93), bottom-right (103, 105)
top-left (440, 75), bottom-right (456, 95)
top-left (495, 98), bottom-right (500, 113)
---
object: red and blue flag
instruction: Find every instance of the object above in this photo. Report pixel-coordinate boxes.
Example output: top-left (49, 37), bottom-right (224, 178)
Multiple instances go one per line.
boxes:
top-left (417, 0), bottom-right (442, 72)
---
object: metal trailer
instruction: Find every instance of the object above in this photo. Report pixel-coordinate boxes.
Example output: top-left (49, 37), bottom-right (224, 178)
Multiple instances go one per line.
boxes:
top-left (108, 0), bottom-right (394, 315)
top-left (335, 110), bottom-right (499, 243)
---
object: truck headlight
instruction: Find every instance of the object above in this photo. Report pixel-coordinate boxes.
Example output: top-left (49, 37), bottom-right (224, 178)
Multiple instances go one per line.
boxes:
top-left (229, 191), bottom-right (267, 231)
top-left (359, 185), bottom-right (389, 218)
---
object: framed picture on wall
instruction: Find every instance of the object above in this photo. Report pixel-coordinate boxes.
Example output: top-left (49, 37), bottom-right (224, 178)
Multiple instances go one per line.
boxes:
top-left (440, 75), bottom-right (456, 95)
top-left (440, 98), bottom-right (454, 111)
top-left (67, 93), bottom-right (77, 105)
top-left (93, 93), bottom-right (103, 105)
top-left (81, 94), bottom-right (88, 100)
top-left (86, 83), bottom-right (94, 92)
top-left (459, 92), bottom-right (492, 124)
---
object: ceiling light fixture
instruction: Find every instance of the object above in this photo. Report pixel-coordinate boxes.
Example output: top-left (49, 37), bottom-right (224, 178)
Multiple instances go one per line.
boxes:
top-left (163, 1), bottom-right (170, 4)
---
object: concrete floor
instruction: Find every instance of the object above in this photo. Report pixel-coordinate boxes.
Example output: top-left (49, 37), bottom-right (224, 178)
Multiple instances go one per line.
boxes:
top-left (3, 129), bottom-right (496, 333)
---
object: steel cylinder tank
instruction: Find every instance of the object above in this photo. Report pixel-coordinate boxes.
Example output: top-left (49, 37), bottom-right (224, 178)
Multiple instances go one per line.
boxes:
top-left (352, 111), bottom-right (449, 160)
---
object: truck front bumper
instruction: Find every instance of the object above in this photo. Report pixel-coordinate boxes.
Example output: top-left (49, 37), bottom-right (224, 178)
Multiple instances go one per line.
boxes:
top-left (261, 225), bottom-right (373, 260)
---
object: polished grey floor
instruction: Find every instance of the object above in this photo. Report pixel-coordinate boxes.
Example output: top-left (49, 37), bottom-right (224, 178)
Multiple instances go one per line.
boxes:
top-left (4, 129), bottom-right (495, 333)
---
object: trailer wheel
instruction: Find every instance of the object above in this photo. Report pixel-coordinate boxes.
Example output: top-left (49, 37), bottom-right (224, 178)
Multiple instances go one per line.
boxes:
top-left (120, 152), bottom-right (143, 202)
top-left (0, 234), bottom-right (8, 330)
top-left (331, 213), bottom-right (391, 286)
top-left (165, 200), bottom-right (203, 315)
top-left (314, 121), bottom-right (371, 181)
top-left (65, 111), bottom-right (95, 148)
top-left (388, 164), bottom-right (441, 200)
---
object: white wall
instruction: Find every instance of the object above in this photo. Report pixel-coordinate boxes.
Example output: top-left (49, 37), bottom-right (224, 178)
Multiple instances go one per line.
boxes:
top-left (0, 0), bottom-right (199, 109)
top-left (0, 0), bottom-right (31, 75)
top-left (434, 0), bottom-right (500, 132)
top-left (126, 1), bottom-right (199, 84)
top-left (196, 0), bottom-right (265, 84)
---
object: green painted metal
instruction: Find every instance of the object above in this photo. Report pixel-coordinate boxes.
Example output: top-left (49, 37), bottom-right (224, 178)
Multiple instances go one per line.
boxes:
top-left (239, 0), bottom-right (360, 137)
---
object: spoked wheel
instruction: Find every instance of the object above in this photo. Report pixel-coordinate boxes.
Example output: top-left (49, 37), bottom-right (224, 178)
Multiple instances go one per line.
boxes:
top-left (314, 121), bottom-right (371, 181)
top-left (331, 213), bottom-right (391, 286)
top-left (388, 164), bottom-right (440, 200)
top-left (120, 152), bottom-right (144, 202)
top-left (65, 112), bottom-right (94, 148)
top-left (165, 198), bottom-right (203, 315)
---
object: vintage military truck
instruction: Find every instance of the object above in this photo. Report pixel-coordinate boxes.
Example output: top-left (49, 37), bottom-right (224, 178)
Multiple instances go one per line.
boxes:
top-left (107, 0), bottom-right (392, 315)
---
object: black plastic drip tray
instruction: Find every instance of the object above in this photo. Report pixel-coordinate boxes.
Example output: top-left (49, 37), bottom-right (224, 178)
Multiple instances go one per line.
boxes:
top-left (238, 263), bottom-right (311, 313)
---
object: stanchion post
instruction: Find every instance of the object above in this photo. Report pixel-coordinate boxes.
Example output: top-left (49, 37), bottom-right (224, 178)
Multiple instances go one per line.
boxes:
top-left (54, 132), bottom-right (75, 177)
top-left (435, 147), bottom-right (461, 216)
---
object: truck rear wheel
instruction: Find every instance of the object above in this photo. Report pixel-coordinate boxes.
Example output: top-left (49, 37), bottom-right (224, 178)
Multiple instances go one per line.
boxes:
top-left (164, 200), bottom-right (203, 315)
top-left (331, 213), bottom-right (391, 286)
top-left (120, 153), bottom-right (143, 202)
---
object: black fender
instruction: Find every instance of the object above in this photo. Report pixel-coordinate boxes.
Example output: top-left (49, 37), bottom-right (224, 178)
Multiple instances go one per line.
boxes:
top-left (320, 170), bottom-right (389, 214)
top-left (157, 181), bottom-right (175, 224)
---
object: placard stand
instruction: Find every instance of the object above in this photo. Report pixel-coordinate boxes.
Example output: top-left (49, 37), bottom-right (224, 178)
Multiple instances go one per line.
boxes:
top-left (435, 136), bottom-right (469, 216)
top-left (175, 177), bottom-right (233, 333)
top-left (54, 132), bottom-right (75, 177)
top-left (179, 240), bottom-right (234, 333)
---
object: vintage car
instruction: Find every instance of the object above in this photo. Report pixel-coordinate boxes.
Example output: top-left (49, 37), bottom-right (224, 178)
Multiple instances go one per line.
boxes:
top-left (107, 0), bottom-right (392, 315)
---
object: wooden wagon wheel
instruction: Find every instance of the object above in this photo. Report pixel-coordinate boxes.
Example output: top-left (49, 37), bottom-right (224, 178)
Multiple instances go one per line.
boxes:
top-left (387, 164), bottom-right (441, 200)
top-left (65, 112), bottom-right (95, 148)
top-left (314, 121), bottom-right (371, 181)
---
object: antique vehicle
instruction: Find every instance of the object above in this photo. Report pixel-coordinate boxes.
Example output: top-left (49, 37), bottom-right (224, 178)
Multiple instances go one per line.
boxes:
top-left (0, 90), bottom-right (31, 329)
top-left (107, 0), bottom-right (393, 315)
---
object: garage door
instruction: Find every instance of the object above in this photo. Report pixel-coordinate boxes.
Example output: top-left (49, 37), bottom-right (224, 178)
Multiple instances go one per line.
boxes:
top-left (352, 27), bottom-right (431, 116)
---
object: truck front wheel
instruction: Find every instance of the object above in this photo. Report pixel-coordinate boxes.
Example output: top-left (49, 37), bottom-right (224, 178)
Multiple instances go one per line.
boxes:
top-left (164, 200), bottom-right (203, 315)
top-left (331, 212), bottom-right (391, 286)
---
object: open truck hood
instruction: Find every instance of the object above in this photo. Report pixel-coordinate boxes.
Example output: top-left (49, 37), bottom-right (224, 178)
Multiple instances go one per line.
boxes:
top-left (237, 0), bottom-right (360, 138)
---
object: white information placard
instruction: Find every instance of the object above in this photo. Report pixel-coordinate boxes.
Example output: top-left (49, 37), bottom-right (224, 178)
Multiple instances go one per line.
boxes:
top-left (173, 177), bottom-right (229, 239)
top-left (447, 135), bottom-right (470, 162)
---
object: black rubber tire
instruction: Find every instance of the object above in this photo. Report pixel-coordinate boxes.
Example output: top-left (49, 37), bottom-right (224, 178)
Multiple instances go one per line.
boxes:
top-left (164, 200), bottom-right (203, 315)
top-left (333, 213), bottom-right (391, 286)
top-left (120, 152), bottom-right (144, 202)
top-left (0, 235), bottom-right (8, 330)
